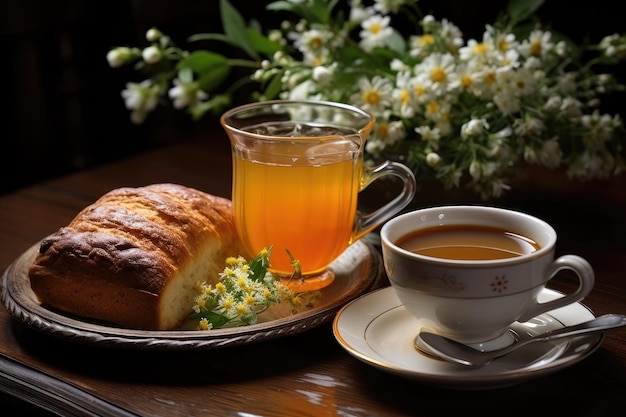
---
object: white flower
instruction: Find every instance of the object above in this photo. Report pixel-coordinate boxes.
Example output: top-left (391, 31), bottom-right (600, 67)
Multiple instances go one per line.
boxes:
top-left (422, 15), bottom-right (435, 25)
top-left (449, 63), bottom-right (478, 92)
top-left (560, 97), bottom-right (583, 118)
top-left (349, 0), bottom-right (374, 23)
top-left (415, 125), bottom-right (441, 150)
top-left (365, 138), bottom-right (386, 155)
top-left (461, 118), bottom-right (489, 139)
top-left (409, 32), bottom-right (436, 57)
top-left (493, 31), bottom-right (519, 54)
top-left (390, 58), bottom-right (410, 72)
top-left (524, 146), bottom-right (539, 164)
top-left (493, 88), bottom-right (520, 115)
top-left (439, 19), bottom-right (464, 52)
top-left (350, 75), bottom-right (393, 113)
top-left (106, 47), bottom-right (135, 68)
top-left (555, 72), bottom-right (577, 95)
top-left (426, 152), bottom-right (442, 167)
top-left (312, 66), bottom-right (333, 84)
top-left (146, 27), bottom-right (163, 42)
top-left (423, 99), bottom-right (451, 126)
top-left (142, 45), bottom-right (162, 64)
top-left (120, 80), bottom-right (160, 124)
top-left (520, 30), bottom-right (554, 59)
top-left (168, 78), bottom-right (208, 109)
top-left (514, 117), bottom-right (545, 137)
top-left (539, 138), bottom-right (563, 169)
top-left (469, 160), bottom-right (482, 180)
top-left (372, 115), bottom-right (406, 147)
top-left (287, 79), bottom-right (316, 100)
top-left (581, 110), bottom-right (617, 143)
top-left (459, 38), bottom-right (493, 63)
top-left (392, 71), bottom-right (415, 118)
top-left (415, 53), bottom-right (456, 94)
top-left (290, 28), bottom-right (333, 65)
top-left (359, 14), bottom-right (394, 52)
top-left (470, 66), bottom-right (499, 98)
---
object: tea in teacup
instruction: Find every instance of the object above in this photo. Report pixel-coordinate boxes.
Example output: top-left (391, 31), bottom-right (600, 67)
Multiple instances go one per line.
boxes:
top-left (381, 206), bottom-right (595, 349)
top-left (396, 224), bottom-right (541, 260)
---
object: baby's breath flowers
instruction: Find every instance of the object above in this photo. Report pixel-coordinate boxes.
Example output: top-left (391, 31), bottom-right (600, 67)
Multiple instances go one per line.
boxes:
top-left (190, 247), bottom-right (317, 330)
top-left (107, 0), bottom-right (626, 199)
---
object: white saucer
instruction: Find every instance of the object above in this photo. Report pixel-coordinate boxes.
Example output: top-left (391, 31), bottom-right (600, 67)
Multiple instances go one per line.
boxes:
top-left (332, 287), bottom-right (603, 390)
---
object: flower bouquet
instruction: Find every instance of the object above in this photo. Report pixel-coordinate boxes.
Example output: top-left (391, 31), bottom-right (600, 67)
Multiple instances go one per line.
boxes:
top-left (107, 0), bottom-right (626, 198)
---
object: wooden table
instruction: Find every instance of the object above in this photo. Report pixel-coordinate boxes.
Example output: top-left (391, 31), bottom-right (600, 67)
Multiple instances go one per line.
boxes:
top-left (1, 133), bottom-right (625, 416)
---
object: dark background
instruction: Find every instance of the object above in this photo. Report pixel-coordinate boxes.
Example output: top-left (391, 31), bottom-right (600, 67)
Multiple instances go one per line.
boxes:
top-left (2, 0), bottom-right (624, 195)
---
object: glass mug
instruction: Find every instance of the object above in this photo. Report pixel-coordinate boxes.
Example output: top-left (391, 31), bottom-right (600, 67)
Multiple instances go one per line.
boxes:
top-left (221, 100), bottom-right (416, 292)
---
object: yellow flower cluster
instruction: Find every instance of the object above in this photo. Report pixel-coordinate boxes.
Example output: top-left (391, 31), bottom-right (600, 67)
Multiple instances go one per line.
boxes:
top-left (191, 250), bottom-right (291, 329)
top-left (189, 248), bottom-right (321, 330)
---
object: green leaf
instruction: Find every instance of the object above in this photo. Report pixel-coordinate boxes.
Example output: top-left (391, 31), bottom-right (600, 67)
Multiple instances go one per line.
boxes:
top-left (187, 33), bottom-right (232, 43)
top-left (506, 0), bottom-right (545, 25)
top-left (311, 0), bottom-right (340, 23)
top-left (248, 247), bottom-right (272, 282)
top-left (190, 95), bottom-right (231, 119)
top-left (191, 310), bottom-right (230, 328)
top-left (266, 1), bottom-right (307, 16)
top-left (208, 94), bottom-right (232, 111)
top-left (267, 0), bottom-right (336, 23)
top-left (266, 1), bottom-right (295, 12)
top-left (263, 72), bottom-right (285, 100)
top-left (246, 29), bottom-right (282, 56)
top-left (179, 51), bottom-right (227, 72)
top-left (177, 51), bottom-right (231, 97)
top-left (197, 63), bottom-right (231, 92)
top-left (220, 0), bottom-right (258, 58)
top-left (385, 30), bottom-right (407, 55)
top-left (337, 44), bottom-right (367, 63)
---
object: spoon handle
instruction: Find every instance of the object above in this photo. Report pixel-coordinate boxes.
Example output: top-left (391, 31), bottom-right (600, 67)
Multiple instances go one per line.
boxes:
top-left (496, 314), bottom-right (626, 358)
top-left (536, 313), bottom-right (626, 340)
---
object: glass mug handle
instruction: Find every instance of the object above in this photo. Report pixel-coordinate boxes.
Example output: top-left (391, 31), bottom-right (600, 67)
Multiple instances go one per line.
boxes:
top-left (518, 254), bottom-right (595, 322)
top-left (353, 160), bottom-right (417, 241)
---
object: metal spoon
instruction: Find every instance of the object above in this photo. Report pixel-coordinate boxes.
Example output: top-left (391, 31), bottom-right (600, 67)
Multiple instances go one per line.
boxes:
top-left (417, 313), bottom-right (626, 367)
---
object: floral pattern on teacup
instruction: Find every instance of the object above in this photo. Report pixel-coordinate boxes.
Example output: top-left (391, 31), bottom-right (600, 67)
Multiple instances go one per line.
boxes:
top-left (490, 275), bottom-right (509, 293)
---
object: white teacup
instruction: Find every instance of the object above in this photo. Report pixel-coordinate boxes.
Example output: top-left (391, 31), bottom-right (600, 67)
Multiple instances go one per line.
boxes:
top-left (380, 205), bottom-right (595, 350)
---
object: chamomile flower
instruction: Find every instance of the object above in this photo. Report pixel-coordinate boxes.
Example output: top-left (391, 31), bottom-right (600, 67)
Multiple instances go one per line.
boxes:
top-left (359, 14), bottom-right (394, 52)
top-left (415, 52), bottom-right (457, 94)
top-left (459, 38), bottom-right (493, 64)
top-left (520, 30), bottom-right (554, 59)
top-left (289, 27), bottom-right (333, 65)
top-left (415, 125), bottom-right (442, 151)
top-left (350, 75), bottom-right (393, 113)
top-left (392, 71), bottom-right (416, 118)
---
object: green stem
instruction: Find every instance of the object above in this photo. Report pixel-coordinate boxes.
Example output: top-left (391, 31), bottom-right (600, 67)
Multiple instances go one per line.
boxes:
top-left (226, 59), bottom-right (262, 69)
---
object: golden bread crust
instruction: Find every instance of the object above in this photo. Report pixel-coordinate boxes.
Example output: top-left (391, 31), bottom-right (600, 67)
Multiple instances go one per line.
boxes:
top-left (28, 183), bottom-right (244, 330)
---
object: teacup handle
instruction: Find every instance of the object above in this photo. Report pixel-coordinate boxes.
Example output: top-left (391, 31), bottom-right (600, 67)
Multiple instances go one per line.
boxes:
top-left (518, 254), bottom-right (595, 322)
top-left (353, 160), bottom-right (416, 241)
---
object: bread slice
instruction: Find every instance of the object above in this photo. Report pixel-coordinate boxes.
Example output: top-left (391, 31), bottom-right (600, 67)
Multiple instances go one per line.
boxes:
top-left (28, 183), bottom-right (245, 330)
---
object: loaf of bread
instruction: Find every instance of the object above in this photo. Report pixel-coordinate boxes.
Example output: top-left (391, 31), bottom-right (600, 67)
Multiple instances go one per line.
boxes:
top-left (28, 183), bottom-right (245, 330)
